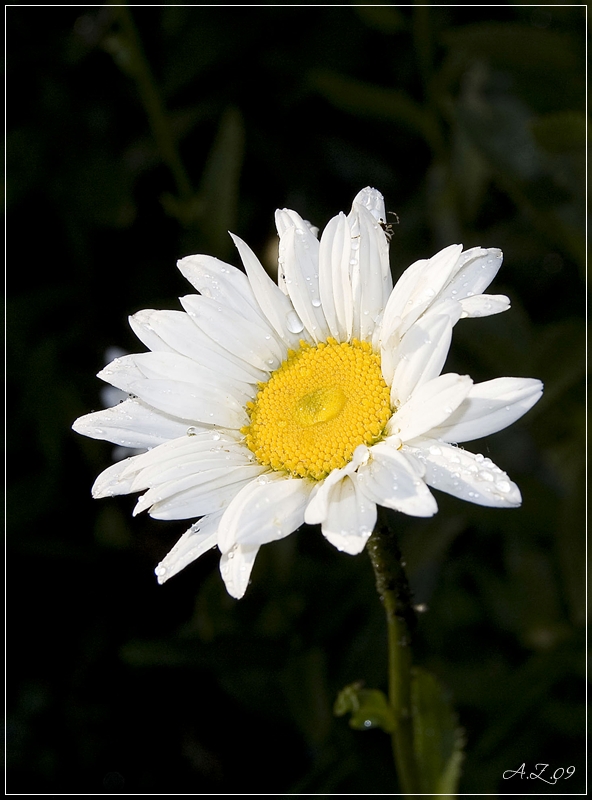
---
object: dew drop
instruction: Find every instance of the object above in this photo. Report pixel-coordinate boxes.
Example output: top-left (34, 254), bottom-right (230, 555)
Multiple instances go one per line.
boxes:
top-left (285, 311), bottom-right (304, 333)
top-left (186, 426), bottom-right (198, 436)
top-left (429, 445), bottom-right (442, 456)
top-left (311, 297), bottom-right (321, 307)
top-left (475, 453), bottom-right (484, 463)
top-left (495, 480), bottom-right (511, 493)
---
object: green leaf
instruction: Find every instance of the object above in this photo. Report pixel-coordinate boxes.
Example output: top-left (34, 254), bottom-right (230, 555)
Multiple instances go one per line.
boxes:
top-left (334, 682), bottom-right (396, 733)
top-left (309, 70), bottom-right (441, 152)
top-left (411, 667), bottom-right (464, 795)
top-left (196, 106), bottom-right (244, 254)
top-left (530, 111), bottom-right (587, 153)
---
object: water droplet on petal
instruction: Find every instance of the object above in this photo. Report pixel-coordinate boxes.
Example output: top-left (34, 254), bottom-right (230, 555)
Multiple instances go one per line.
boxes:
top-left (311, 298), bottom-right (321, 307)
top-left (286, 311), bottom-right (304, 333)
top-left (495, 480), bottom-right (511, 493)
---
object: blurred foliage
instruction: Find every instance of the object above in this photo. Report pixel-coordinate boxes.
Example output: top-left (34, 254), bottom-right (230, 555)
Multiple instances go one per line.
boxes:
top-left (7, 3), bottom-right (586, 795)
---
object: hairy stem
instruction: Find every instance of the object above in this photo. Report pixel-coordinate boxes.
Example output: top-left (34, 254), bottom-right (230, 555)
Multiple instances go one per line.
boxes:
top-left (367, 509), bottom-right (419, 797)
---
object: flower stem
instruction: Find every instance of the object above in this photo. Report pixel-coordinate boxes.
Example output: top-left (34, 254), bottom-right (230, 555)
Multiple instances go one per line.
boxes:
top-left (367, 509), bottom-right (420, 797)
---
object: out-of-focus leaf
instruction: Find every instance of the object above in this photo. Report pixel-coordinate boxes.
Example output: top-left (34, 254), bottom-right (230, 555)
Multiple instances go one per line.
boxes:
top-left (309, 70), bottom-right (442, 152)
top-left (354, 4), bottom-right (407, 34)
top-left (334, 682), bottom-right (396, 733)
top-left (441, 22), bottom-right (581, 87)
top-left (454, 91), bottom-right (585, 268)
top-left (195, 105), bottom-right (244, 255)
top-left (528, 320), bottom-right (585, 411)
top-left (472, 635), bottom-right (584, 758)
top-left (411, 667), bottom-right (464, 795)
top-left (280, 648), bottom-right (333, 747)
top-left (531, 111), bottom-right (587, 153)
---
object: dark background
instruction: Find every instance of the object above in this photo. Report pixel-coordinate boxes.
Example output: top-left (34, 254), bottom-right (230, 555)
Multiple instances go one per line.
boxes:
top-left (7, 3), bottom-right (586, 795)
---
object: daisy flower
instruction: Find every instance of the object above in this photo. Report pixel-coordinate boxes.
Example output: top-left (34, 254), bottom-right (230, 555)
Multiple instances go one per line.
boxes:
top-left (72, 188), bottom-right (542, 598)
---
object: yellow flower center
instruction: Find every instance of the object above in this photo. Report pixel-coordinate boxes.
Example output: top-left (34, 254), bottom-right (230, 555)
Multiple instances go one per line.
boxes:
top-left (242, 338), bottom-right (392, 480)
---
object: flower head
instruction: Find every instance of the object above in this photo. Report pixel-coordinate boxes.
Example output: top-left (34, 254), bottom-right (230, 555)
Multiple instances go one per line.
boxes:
top-left (73, 188), bottom-right (542, 598)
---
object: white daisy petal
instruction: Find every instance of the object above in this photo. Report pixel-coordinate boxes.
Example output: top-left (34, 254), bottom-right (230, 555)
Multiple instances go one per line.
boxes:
top-left (276, 215), bottom-right (330, 342)
top-left (128, 377), bottom-right (247, 429)
top-left (137, 464), bottom-right (266, 519)
top-left (383, 244), bottom-right (463, 338)
top-left (97, 354), bottom-right (144, 393)
top-left (459, 294), bottom-right (510, 318)
top-left (320, 475), bottom-right (377, 555)
top-left (350, 186), bottom-right (388, 224)
top-left (118, 430), bottom-right (238, 478)
top-left (357, 444), bottom-right (438, 517)
top-left (409, 439), bottom-right (522, 507)
top-left (129, 309), bottom-right (266, 383)
top-left (441, 247), bottom-right (503, 301)
top-left (181, 295), bottom-right (284, 372)
top-left (72, 397), bottom-right (193, 449)
top-left (219, 543), bottom-right (260, 599)
top-left (155, 512), bottom-right (223, 585)
top-left (275, 208), bottom-right (318, 238)
top-left (230, 232), bottom-right (308, 347)
top-left (217, 473), bottom-right (312, 553)
top-left (130, 448), bottom-right (253, 493)
top-left (388, 373), bottom-right (473, 442)
top-left (177, 254), bottom-right (264, 322)
top-left (92, 455), bottom-right (142, 498)
top-left (72, 188), bottom-right (542, 597)
top-left (318, 212), bottom-right (354, 341)
top-left (430, 378), bottom-right (543, 443)
top-left (389, 313), bottom-right (456, 407)
top-left (132, 351), bottom-right (253, 401)
top-left (304, 445), bottom-right (369, 526)
top-left (349, 201), bottom-right (392, 341)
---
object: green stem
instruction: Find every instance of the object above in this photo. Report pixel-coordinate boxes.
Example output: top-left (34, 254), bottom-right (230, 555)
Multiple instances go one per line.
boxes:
top-left (367, 509), bottom-right (420, 797)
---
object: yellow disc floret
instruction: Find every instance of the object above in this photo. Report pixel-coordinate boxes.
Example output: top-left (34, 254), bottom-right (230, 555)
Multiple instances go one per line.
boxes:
top-left (242, 338), bottom-right (392, 481)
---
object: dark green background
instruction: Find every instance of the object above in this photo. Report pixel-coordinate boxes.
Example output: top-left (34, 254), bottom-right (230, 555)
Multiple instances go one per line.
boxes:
top-left (7, 3), bottom-right (586, 794)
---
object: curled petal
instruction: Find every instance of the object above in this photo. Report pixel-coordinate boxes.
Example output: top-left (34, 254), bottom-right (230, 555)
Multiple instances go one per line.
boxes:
top-left (357, 444), bottom-right (437, 517)
top-left (388, 373), bottom-right (473, 443)
top-left (305, 445), bottom-right (369, 525)
top-left (430, 377), bottom-right (543, 443)
top-left (459, 294), bottom-right (510, 318)
top-left (155, 512), bottom-right (223, 584)
top-left (72, 397), bottom-right (192, 450)
top-left (217, 473), bottom-right (313, 553)
top-left (409, 439), bottom-right (522, 507)
top-left (320, 475), bottom-right (377, 555)
top-left (219, 543), bottom-right (261, 599)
